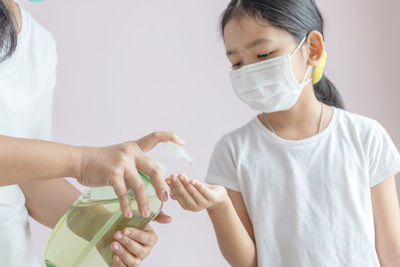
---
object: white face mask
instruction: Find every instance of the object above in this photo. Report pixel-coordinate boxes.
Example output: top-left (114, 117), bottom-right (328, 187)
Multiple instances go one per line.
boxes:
top-left (230, 37), bottom-right (312, 113)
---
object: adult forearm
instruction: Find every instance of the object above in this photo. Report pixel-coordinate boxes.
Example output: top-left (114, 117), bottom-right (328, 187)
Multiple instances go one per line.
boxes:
top-left (207, 199), bottom-right (257, 267)
top-left (20, 178), bottom-right (81, 228)
top-left (0, 135), bottom-right (81, 185)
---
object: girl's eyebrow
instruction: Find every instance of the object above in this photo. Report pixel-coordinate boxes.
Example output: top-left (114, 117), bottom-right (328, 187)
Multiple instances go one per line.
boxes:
top-left (246, 38), bottom-right (271, 49)
top-left (226, 38), bottom-right (271, 56)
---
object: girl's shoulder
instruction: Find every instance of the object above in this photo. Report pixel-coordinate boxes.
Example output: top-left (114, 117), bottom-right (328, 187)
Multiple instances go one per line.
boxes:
top-left (335, 107), bottom-right (382, 134)
top-left (218, 118), bottom-right (259, 146)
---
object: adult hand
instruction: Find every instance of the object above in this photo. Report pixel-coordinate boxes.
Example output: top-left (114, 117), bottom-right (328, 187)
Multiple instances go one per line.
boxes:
top-left (111, 212), bottom-right (171, 267)
top-left (77, 132), bottom-right (185, 218)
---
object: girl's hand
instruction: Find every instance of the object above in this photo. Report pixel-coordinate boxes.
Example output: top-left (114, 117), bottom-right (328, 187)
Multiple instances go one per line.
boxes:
top-left (166, 174), bottom-right (229, 212)
top-left (111, 224), bottom-right (158, 267)
top-left (77, 132), bottom-right (185, 219)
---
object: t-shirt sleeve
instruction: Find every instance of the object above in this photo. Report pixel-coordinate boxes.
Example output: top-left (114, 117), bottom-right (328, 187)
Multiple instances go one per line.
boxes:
top-left (368, 121), bottom-right (400, 187)
top-left (205, 136), bottom-right (240, 191)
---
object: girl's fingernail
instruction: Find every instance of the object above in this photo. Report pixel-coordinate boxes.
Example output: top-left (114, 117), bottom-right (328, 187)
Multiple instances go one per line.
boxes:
top-left (115, 256), bottom-right (120, 262)
top-left (124, 229), bottom-right (131, 236)
top-left (114, 244), bottom-right (120, 250)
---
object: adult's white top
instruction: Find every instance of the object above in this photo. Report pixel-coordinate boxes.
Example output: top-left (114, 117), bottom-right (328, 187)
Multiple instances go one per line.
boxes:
top-left (0, 6), bottom-right (57, 267)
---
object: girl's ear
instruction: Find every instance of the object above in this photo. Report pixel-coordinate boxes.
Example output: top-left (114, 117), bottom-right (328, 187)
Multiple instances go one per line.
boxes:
top-left (306, 31), bottom-right (325, 67)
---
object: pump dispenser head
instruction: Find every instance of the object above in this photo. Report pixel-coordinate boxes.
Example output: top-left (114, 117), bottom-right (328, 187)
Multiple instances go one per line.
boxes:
top-left (153, 142), bottom-right (193, 175)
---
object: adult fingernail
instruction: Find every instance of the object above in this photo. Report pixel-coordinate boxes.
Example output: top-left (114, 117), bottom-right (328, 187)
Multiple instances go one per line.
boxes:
top-left (113, 244), bottom-right (120, 251)
top-left (163, 191), bottom-right (168, 201)
top-left (143, 209), bottom-right (150, 218)
top-left (176, 136), bottom-right (185, 144)
top-left (115, 232), bottom-right (123, 240)
top-left (115, 256), bottom-right (120, 262)
top-left (124, 229), bottom-right (131, 236)
top-left (126, 210), bottom-right (133, 218)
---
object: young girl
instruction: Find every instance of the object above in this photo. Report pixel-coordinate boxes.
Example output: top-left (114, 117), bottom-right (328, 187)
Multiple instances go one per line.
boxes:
top-left (166, 0), bottom-right (400, 266)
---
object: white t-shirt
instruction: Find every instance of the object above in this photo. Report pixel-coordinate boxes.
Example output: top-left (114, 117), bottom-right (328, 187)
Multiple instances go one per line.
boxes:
top-left (0, 6), bottom-right (57, 267)
top-left (206, 107), bottom-right (400, 267)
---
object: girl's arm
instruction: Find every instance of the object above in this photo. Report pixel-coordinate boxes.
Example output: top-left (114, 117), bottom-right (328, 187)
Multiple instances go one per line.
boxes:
top-left (208, 189), bottom-right (257, 267)
top-left (371, 175), bottom-right (400, 266)
top-left (166, 174), bottom-right (257, 267)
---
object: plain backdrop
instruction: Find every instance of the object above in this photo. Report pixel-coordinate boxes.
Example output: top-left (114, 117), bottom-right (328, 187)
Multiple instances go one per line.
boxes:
top-left (16, 0), bottom-right (400, 266)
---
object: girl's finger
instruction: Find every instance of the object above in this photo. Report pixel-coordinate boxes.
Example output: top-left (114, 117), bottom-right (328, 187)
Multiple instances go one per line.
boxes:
top-left (191, 180), bottom-right (214, 201)
top-left (165, 176), bottom-right (173, 187)
top-left (113, 255), bottom-right (127, 267)
top-left (111, 241), bottom-right (141, 266)
top-left (181, 178), bottom-right (208, 206)
top-left (170, 174), bottom-right (197, 209)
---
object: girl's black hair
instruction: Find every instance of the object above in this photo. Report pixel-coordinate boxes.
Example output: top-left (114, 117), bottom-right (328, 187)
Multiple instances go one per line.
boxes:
top-left (0, 0), bottom-right (18, 62)
top-left (220, 0), bottom-right (345, 109)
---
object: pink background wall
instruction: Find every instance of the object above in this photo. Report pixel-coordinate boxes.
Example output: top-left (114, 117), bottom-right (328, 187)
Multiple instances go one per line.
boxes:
top-left (18, 0), bottom-right (400, 266)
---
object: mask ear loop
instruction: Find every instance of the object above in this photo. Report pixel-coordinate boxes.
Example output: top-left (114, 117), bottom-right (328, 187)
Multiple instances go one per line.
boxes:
top-left (291, 36), bottom-right (312, 86)
top-left (291, 36), bottom-right (307, 57)
top-left (301, 66), bottom-right (313, 86)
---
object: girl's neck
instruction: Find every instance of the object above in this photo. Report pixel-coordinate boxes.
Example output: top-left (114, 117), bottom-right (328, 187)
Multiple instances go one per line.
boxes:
top-left (259, 84), bottom-right (334, 140)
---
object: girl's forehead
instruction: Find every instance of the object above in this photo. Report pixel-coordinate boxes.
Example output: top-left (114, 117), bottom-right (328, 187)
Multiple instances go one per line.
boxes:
top-left (224, 16), bottom-right (272, 37)
top-left (223, 17), bottom-right (289, 48)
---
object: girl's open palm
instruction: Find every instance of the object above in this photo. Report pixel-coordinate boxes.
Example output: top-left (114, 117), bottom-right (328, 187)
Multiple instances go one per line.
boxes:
top-left (166, 174), bottom-right (228, 212)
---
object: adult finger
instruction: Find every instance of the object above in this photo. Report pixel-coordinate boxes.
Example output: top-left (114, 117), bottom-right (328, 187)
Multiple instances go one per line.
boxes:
top-left (125, 167), bottom-right (149, 218)
top-left (111, 241), bottom-right (141, 267)
top-left (111, 177), bottom-right (133, 218)
top-left (121, 226), bottom-right (158, 247)
top-left (113, 254), bottom-right (127, 267)
top-left (136, 132), bottom-right (185, 152)
top-left (154, 211), bottom-right (172, 224)
top-left (114, 235), bottom-right (149, 260)
top-left (136, 156), bottom-right (168, 202)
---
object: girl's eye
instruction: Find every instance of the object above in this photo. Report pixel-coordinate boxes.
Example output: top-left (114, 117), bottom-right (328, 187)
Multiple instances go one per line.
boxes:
top-left (232, 62), bottom-right (242, 69)
top-left (258, 52), bottom-right (272, 59)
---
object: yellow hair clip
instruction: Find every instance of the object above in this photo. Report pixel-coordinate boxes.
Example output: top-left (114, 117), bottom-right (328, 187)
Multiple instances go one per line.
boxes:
top-left (312, 51), bottom-right (327, 84)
